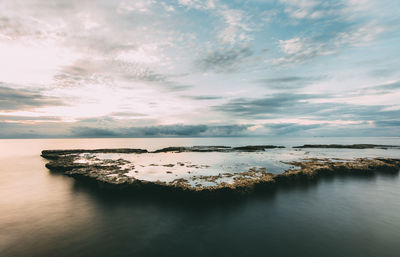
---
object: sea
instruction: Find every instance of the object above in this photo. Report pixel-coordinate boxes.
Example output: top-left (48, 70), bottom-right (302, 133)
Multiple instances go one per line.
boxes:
top-left (1, 137), bottom-right (400, 257)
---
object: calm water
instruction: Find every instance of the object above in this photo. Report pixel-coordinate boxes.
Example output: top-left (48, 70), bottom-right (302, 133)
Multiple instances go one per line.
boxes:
top-left (1, 137), bottom-right (400, 257)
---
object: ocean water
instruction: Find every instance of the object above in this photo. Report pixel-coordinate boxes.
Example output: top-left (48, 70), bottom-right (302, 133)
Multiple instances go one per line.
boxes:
top-left (1, 137), bottom-right (400, 257)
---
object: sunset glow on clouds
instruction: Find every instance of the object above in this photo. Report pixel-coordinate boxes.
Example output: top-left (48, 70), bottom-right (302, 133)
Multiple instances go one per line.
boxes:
top-left (0, 0), bottom-right (399, 137)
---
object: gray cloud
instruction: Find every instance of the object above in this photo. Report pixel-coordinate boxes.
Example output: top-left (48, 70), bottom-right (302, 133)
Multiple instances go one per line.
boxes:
top-left (374, 120), bottom-right (400, 127)
top-left (183, 95), bottom-right (222, 100)
top-left (0, 120), bottom-right (70, 138)
top-left (264, 123), bottom-right (322, 135)
top-left (0, 115), bottom-right (60, 121)
top-left (266, 121), bottom-right (400, 137)
top-left (55, 59), bottom-right (164, 87)
top-left (214, 93), bottom-right (323, 118)
top-left (273, 21), bottom-right (386, 66)
top-left (70, 124), bottom-right (252, 137)
top-left (0, 84), bottom-right (63, 111)
top-left (214, 92), bottom-right (400, 123)
top-left (345, 80), bottom-right (400, 97)
top-left (70, 127), bottom-right (118, 137)
top-left (370, 80), bottom-right (400, 92)
top-left (368, 68), bottom-right (398, 78)
top-left (257, 76), bottom-right (326, 89)
top-left (54, 59), bottom-right (192, 92)
top-left (196, 45), bottom-right (253, 73)
top-left (108, 112), bottom-right (147, 117)
top-left (2, 118), bottom-right (398, 138)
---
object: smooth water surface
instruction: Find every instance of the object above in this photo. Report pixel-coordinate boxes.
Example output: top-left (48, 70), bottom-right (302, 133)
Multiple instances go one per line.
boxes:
top-left (1, 137), bottom-right (400, 257)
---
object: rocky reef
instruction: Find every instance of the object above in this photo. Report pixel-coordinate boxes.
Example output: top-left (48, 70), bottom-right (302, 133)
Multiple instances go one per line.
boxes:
top-left (293, 144), bottom-right (400, 149)
top-left (152, 145), bottom-right (285, 153)
top-left (41, 148), bottom-right (147, 159)
top-left (41, 146), bottom-right (400, 194)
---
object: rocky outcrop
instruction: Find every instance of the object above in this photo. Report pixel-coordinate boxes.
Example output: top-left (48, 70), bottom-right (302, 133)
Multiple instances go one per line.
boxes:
top-left (152, 146), bottom-right (232, 153)
top-left (41, 148), bottom-right (147, 159)
top-left (152, 145), bottom-right (285, 153)
top-left (232, 145), bottom-right (285, 151)
top-left (41, 145), bottom-right (286, 158)
top-left (41, 148), bottom-right (400, 194)
top-left (293, 144), bottom-right (400, 149)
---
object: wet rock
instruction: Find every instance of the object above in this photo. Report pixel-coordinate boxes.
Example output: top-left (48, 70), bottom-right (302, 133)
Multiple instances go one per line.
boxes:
top-left (232, 145), bottom-right (285, 151)
top-left (152, 146), bottom-right (232, 153)
top-left (293, 144), bottom-right (400, 149)
top-left (41, 148), bottom-right (147, 159)
top-left (152, 145), bottom-right (285, 153)
top-left (41, 148), bottom-right (400, 194)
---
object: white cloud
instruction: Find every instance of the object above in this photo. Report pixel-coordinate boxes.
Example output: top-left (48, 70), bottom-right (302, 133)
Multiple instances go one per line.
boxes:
top-left (279, 37), bottom-right (303, 54)
top-left (279, 0), bottom-right (320, 19)
top-left (177, 0), bottom-right (215, 10)
top-left (78, 13), bottom-right (100, 30)
top-left (117, 0), bottom-right (155, 14)
top-left (0, 41), bottom-right (79, 85)
top-left (161, 2), bottom-right (175, 12)
top-left (336, 21), bottom-right (385, 46)
top-left (115, 44), bottom-right (164, 64)
top-left (274, 21), bottom-right (386, 66)
top-left (273, 37), bottom-right (331, 65)
top-left (218, 8), bottom-right (252, 44)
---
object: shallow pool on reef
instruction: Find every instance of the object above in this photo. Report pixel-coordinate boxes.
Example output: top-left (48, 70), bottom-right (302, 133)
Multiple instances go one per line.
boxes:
top-left (71, 147), bottom-right (400, 185)
top-left (74, 151), bottom-right (296, 183)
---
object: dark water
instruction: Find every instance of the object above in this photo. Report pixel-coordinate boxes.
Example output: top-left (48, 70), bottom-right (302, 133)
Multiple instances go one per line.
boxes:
top-left (1, 138), bottom-right (400, 257)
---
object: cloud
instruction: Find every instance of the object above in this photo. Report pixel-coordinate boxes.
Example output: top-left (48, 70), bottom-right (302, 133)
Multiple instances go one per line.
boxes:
top-left (214, 91), bottom-right (400, 123)
top-left (374, 81), bottom-right (400, 91)
top-left (218, 8), bottom-right (252, 44)
top-left (176, 0), bottom-right (252, 45)
top-left (273, 20), bottom-right (386, 66)
top-left (0, 119), bottom-right (71, 138)
top-left (264, 120), bottom-right (400, 137)
top-left (0, 15), bottom-right (64, 41)
top-left (195, 45), bottom-right (253, 73)
top-left (177, 0), bottom-right (216, 10)
top-left (70, 127), bottom-right (119, 137)
top-left (345, 80), bottom-right (400, 96)
top-left (55, 58), bottom-right (191, 92)
top-left (257, 75), bottom-right (325, 89)
top-left (264, 122), bottom-right (321, 135)
top-left (70, 124), bottom-right (252, 137)
top-left (0, 115), bottom-right (60, 122)
top-left (0, 84), bottom-right (63, 111)
top-left (0, 0), bottom-right (399, 138)
top-left (278, 0), bottom-right (339, 20)
top-left (117, 0), bottom-right (156, 14)
top-left (273, 37), bottom-right (332, 65)
top-left (336, 21), bottom-right (385, 47)
top-left (368, 68), bottom-right (398, 78)
top-left (183, 95), bottom-right (222, 100)
top-left (108, 111), bottom-right (148, 117)
top-left (374, 120), bottom-right (400, 127)
top-left (214, 93), bottom-right (323, 118)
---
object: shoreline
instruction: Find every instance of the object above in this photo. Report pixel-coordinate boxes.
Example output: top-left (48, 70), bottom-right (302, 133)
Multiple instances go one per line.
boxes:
top-left (41, 145), bottom-right (400, 194)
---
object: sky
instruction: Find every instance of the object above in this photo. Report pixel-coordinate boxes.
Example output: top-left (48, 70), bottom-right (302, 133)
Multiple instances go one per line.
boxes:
top-left (0, 0), bottom-right (400, 138)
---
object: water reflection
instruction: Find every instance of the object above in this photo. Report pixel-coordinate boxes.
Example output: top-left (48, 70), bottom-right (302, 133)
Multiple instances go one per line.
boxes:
top-left (1, 138), bottom-right (400, 257)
